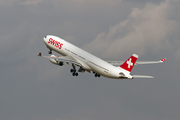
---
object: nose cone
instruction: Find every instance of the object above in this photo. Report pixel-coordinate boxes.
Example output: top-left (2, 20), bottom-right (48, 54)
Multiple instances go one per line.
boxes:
top-left (43, 36), bottom-right (48, 44)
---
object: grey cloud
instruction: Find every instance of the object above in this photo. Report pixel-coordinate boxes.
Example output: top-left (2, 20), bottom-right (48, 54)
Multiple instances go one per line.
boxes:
top-left (126, 0), bottom-right (164, 4)
top-left (83, 0), bottom-right (180, 59)
top-left (0, 0), bottom-right (43, 5)
top-left (21, 0), bottom-right (43, 5)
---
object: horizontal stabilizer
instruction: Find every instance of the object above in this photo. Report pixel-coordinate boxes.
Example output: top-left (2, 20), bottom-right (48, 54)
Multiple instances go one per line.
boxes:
top-left (132, 75), bottom-right (154, 78)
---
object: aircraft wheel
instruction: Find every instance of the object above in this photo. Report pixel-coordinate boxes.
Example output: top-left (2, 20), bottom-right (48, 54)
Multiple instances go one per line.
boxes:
top-left (59, 62), bottom-right (63, 66)
top-left (72, 72), bottom-right (78, 76)
top-left (70, 69), bottom-right (74, 73)
top-left (76, 73), bottom-right (78, 76)
top-left (95, 73), bottom-right (100, 77)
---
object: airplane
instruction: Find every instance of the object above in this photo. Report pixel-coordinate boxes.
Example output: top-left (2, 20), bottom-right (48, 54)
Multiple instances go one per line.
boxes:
top-left (38, 35), bottom-right (166, 79)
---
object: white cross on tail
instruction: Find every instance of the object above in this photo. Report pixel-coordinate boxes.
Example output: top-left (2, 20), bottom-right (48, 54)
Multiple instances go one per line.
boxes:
top-left (127, 58), bottom-right (133, 68)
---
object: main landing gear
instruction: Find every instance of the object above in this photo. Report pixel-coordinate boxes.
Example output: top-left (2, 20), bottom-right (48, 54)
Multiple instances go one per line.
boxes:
top-left (70, 64), bottom-right (78, 76)
top-left (93, 72), bottom-right (100, 77)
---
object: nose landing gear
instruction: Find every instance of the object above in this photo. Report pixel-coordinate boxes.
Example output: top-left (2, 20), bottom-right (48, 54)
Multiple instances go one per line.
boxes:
top-left (48, 50), bottom-right (52, 54)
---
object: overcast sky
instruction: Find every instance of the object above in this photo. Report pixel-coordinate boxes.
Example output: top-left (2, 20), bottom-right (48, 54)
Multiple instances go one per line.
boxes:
top-left (0, 0), bottom-right (180, 120)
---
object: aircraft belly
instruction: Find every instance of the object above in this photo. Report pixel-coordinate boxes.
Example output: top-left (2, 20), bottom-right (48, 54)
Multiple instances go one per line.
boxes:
top-left (89, 63), bottom-right (118, 78)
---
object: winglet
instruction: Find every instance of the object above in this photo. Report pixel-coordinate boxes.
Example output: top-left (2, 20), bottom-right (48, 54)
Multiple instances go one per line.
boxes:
top-left (160, 58), bottom-right (166, 62)
top-left (38, 52), bottom-right (42, 56)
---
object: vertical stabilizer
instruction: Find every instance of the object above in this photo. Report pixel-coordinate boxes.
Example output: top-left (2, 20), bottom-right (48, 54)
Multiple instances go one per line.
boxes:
top-left (120, 54), bottom-right (138, 72)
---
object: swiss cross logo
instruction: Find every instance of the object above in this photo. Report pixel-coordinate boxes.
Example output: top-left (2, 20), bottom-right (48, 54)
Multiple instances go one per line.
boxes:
top-left (127, 58), bottom-right (133, 68)
top-left (120, 54), bottom-right (138, 72)
top-left (48, 38), bottom-right (63, 49)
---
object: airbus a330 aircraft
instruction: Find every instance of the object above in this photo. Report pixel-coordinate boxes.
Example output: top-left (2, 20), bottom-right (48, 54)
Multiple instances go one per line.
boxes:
top-left (38, 35), bottom-right (166, 79)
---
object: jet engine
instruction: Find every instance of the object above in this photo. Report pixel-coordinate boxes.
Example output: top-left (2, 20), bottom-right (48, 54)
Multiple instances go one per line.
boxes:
top-left (49, 58), bottom-right (58, 65)
top-left (49, 59), bottom-right (64, 66)
top-left (49, 55), bottom-right (64, 66)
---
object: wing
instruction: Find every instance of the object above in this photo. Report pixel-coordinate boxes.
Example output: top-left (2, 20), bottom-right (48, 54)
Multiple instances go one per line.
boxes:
top-left (107, 58), bottom-right (166, 66)
top-left (38, 52), bottom-right (81, 66)
top-left (38, 52), bottom-right (92, 72)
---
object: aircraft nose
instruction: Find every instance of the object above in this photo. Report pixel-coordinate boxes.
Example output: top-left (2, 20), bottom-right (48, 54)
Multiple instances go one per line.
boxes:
top-left (43, 36), bottom-right (48, 43)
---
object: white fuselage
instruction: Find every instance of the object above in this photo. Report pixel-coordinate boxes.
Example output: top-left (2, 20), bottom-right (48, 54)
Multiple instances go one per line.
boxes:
top-left (43, 35), bottom-right (132, 79)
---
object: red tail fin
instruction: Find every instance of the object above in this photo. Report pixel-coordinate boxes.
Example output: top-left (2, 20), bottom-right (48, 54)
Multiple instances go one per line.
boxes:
top-left (120, 54), bottom-right (138, 72)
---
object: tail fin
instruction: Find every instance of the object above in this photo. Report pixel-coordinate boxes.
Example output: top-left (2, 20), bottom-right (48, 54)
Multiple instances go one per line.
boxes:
top-left (120, 54), bottom-right (138, 72)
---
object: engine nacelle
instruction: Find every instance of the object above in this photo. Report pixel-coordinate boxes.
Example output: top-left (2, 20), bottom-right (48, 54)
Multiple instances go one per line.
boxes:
top-left (49, 59), bottom-right (59, 65)
top-left (49, 55), bottom-right (64, 66)
top-left (49, 59), bottom-right (64, 66)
